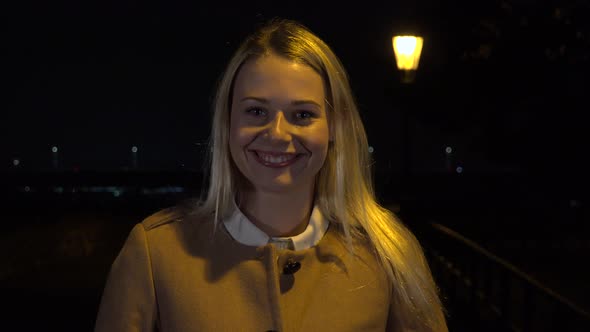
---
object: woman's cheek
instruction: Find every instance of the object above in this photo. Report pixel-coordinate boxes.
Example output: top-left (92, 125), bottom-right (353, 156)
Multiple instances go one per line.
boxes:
top-left (236, 127), bottom-right (261, 145)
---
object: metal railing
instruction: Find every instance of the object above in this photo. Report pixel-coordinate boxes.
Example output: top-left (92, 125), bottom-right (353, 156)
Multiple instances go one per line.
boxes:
top-left (422, 222), bottom-right (590, 332)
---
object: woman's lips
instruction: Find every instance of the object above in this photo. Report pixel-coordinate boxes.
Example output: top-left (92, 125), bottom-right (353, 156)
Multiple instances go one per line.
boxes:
top-left (251, 150), bottom-right (303, 168)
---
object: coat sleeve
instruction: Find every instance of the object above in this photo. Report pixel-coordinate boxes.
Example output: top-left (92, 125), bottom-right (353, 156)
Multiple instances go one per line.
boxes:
top-left (94, 223), bottom-right (158, 332)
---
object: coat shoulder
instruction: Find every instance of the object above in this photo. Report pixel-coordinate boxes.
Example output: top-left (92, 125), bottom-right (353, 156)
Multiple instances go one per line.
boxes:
top-left (141, 204), bottom-right (190, 231)
top-left (140, 199), bottom-right (215, 234)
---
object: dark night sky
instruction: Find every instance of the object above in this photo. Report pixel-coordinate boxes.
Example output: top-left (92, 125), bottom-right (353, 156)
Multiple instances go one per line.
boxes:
top-left (4, 0), bottom-right (589, 177)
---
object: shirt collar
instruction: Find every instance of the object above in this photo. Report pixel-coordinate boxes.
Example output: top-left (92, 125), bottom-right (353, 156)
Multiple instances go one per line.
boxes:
top-left (222, 199), bottom-right (330, 251)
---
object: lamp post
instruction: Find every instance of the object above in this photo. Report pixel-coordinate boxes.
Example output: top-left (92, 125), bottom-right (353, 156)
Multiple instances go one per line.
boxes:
top-left (131, 146), bottom-right (138, 169)
top-left (51, 146), bottom-right (59, 170)
top-left (392, 35), bottom-right (423, 181)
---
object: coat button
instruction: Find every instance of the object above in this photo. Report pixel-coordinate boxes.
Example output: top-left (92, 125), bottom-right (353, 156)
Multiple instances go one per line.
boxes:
top-left (283, 259), bottom-right (301, 274)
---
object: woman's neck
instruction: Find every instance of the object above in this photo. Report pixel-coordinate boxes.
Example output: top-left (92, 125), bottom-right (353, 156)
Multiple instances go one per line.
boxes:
top-left (238, 186), bottom-right (314, 237)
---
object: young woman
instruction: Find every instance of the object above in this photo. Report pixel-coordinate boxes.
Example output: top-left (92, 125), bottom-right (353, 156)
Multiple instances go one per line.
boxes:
top-left (95, 18), bottom-right (447, 332)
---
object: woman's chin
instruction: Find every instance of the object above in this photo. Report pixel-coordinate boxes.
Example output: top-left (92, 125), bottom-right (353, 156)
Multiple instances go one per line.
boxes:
top-left (248, 176), bottom-right (309, 194)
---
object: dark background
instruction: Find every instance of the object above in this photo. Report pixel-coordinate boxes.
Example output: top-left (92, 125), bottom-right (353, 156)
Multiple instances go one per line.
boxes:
top-left (2, 0), bottom-right (589, 330)
top-left (5, 0), bottom-right (588, 175)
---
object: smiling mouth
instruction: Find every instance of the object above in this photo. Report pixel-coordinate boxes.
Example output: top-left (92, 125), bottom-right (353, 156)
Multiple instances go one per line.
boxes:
top-left (252, 150), bottom-right (303, 168)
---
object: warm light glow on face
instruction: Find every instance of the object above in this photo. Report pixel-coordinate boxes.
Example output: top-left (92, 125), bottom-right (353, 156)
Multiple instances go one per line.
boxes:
top-left (392, 36), bottom-right (424, 70)
top-left (229, 54), bottom-right (330, 194)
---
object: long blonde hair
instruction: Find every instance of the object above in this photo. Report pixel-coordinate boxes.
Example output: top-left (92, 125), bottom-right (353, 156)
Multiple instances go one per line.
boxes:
top-left (192, 18), bottom-right (447, 332)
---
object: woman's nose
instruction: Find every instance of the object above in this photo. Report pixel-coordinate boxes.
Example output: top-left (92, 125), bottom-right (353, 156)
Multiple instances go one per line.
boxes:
top-left (266, 112), bottom-right (292, 141)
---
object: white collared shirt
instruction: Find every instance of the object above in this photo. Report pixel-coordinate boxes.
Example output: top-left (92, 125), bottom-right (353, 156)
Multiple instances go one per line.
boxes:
top-left (223, 200), bottom-right (330, 251)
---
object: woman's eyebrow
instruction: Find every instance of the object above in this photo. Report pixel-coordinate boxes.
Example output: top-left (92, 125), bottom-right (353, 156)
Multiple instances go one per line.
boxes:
top-left (291, 100), bottom-right (322, 108)
top-left (240, 96), bottom-right (322, 108)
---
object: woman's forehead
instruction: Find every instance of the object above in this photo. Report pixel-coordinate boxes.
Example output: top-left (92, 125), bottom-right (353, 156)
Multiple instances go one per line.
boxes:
top-left (232, 54), bottom-right (326, 104)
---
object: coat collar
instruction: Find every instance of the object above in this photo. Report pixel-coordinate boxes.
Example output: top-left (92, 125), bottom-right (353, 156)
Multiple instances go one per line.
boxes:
top-left (222, 199), bottom-right (330, 251)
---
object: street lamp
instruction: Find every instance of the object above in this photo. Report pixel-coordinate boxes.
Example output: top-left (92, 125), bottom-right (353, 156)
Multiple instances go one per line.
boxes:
top-left (392, 35), bottom-right (423, 83)
top-left (391, 35), bottom-right (424, 183)
top-left (131, 146), bottom-right (138, 169)
top-left (51, 146), bottom-right (59, 170)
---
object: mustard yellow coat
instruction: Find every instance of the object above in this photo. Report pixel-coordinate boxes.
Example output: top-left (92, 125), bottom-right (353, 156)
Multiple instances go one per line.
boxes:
top-left (94, 208), bottom-right (395, 331)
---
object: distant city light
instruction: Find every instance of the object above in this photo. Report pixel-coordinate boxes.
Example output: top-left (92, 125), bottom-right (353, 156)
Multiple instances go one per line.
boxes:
top-left (12, 159), bottom-right (20, 166)
top-left (456, 166), bottom-right (463, 173)
top-left (445, 146), bottom-right (453, 154)
top-left (368, 146), bottom-right (374, 153)
top-left (131, 146), bottom-right (138, 153)
top-left (52, 146), bottom-right (58, 153)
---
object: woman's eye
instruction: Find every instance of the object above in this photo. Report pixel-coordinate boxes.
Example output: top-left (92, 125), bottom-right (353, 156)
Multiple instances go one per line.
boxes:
top-left (245, 108), bottom-right (266, 116)
top-left (296, 111), bottom-right (315, 120)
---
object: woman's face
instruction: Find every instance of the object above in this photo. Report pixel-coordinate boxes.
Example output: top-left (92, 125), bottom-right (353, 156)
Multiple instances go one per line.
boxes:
top-left (229, 53), bottom-right (331, 194)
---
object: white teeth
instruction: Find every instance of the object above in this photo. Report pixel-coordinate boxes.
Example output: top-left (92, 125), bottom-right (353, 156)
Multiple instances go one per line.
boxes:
top-left (257, 152), bottom-right (296, 164)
